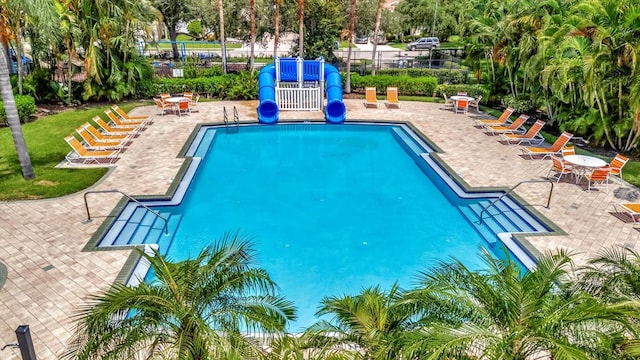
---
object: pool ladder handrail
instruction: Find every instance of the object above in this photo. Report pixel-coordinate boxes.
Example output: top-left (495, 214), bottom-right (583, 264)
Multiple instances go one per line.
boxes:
top-left (222, 106), bottom-right (240, 131)
top-left (233, 106), bottom-right (240, 126)
top-left (477, 179), bottom-right (554, 226)
top-left (83, 189), bottom-right (169, 235)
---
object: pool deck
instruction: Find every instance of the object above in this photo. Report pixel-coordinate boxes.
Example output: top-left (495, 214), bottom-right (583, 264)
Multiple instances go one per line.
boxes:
top-left (1, 100), bottom-right (638, 359)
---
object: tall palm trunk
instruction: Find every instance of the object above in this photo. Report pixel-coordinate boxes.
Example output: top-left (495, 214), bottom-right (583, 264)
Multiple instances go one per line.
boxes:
top-left (370, 0), bottom-right (384, 75)
top-left (298, 0), bottom-right (304, 58)
top-left (345, 0), bottom-right (356, 93)
top-left (249, 0), bottom-right (256, 71)
top-left (0, 42), bottom-right (34, 180)
top-left (217, 0), bottom-right (228, 74)
top-left (273, 0), bottom-right (281, 59)
top-left (14, 22), bottom-right (24, 95)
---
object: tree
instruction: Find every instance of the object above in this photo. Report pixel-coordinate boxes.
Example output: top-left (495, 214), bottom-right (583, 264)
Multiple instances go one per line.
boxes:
top-left (308, 283), bottom-right (410, 359)
top-left (249, 0), bottom-right (256, 71)
top-left (273, 0), bottom-right (284, 58)
top-left (152, 0), bottom-right (193, 60)
top-left (344, 0), bottom-right (356, 93)
top-left (217, 0), bottom-right (228, 74)
top-left (370, 0), bottom-right (384, 75)
top-left (63, 235), bottom-right (296, 360)
top-left (0, 42), bottom-right (34, 180)
top-left (298, 0), bottom-right (304, 58)
top-left (400, 249), bottom-right (639, 359)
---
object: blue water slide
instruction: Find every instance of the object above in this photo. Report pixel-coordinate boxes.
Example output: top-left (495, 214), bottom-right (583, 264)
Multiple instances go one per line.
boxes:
top-left (324, 64), bottom-right (346, 124)
top-left (257, 64), bottom-right (279, 124)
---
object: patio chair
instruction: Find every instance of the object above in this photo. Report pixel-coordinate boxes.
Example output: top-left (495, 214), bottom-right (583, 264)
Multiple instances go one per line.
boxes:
top-left (499, 120), bottom-right (545, 145)
top-left (83, 122), bottom-right (129, 141)
top-left (469, 95), bottom-right (482, 112)
top-left (160, 93), bottom-right (171, 101)
top-left (176, 99), bottom-right (191, 117)
top-left (182, 91), bottom-right (194, 100)
top-left (608, 154), bottom-right (629, 183)
top-left (454, 98), bottom-right (469, 114)
top-left (94, 117), bottom-right (139, 136)
top-left (104, 109), bottom-right (145, 128)
top-left (561, 146), bottom-right (576, 169)
top-left (111, 105), bottom-right (152, 123)
top-left (486, 114), bottom-right (528, 135)
top-left (189, 94), bottom-right (200, 112)
top-left (547, 155), bottom-right (573, 183)
top-left (385, 87), bottom-right (400, 108)
top-left (613, 203), bottom-right (640, 224)
top-left (457, 92), bottom-right (468, 96)
top-left (64, 135), bottom-right (119, 164)
top-left (154, 97), bottom-right (173, 116)
top-left (76, 128), bottom-right (125, 150)
top-left (364, 87), bottom-right (378, 108)
top-left (521, 131), bottom-right (573, 159)
top-left (442, 93), bottom-right (454, 110)
top-left (585, 166), bottom-right (611, 192)
top-left (474, 107), bottom-right (514, 127)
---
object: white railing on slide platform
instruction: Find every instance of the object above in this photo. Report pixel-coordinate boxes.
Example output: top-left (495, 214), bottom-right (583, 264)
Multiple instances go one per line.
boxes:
top-left (276, 86), bottom-right (322, 111)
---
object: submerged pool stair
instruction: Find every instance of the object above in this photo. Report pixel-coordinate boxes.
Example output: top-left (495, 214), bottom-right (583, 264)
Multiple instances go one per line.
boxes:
top-left (99, 205), bottom-right (182, 250)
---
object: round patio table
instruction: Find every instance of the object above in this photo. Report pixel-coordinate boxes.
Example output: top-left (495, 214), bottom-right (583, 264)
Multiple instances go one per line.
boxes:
top-left (563, 155), bottom-right (608, 183)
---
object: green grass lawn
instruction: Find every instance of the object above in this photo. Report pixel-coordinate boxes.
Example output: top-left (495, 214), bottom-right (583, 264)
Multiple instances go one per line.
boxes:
top-left (1, 101), bottom-right (638, 201)
top-left (0, 103), bottom-right (145, 200)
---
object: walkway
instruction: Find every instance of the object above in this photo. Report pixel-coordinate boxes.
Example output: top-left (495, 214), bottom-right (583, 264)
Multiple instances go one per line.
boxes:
top-left (0, 100), bottom-right (637, 359)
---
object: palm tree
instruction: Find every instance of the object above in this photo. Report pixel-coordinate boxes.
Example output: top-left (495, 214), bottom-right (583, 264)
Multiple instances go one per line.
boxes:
top-left (0, 42), bottom-right (34, 180)
top-left (217, 0), bottom-right (228, 74)
top-left (273, 0), bottom-right (283, 59)
top-left (370, 0), bottom-right (384, 76)
top-left (579, 247), bottom-right (640, 300)
top-left (344, 0), bottom-right (356, 93)
top-left (249, 0), bottom-right (256, 71)
top-left (307, 283), bottom-right (410, 359)
top-left (298, 0), bottom-right (304, 58)
top-left (63, 234), bottom-right (296, 360)
top-left (400, 249), bottom-right (639, 359)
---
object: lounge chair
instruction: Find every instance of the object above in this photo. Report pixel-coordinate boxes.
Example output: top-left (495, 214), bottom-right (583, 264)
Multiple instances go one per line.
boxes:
top-left (94, 117), bottom-right (139, 135)
top-left (442, 93), bottom-right (454, 110)
top-left (474, 107), bottom-right (514, 127)
top-left (83, 122), bottom-right (129, 141)
top-left (521, 131), bottom-right (573, 159)
top-left (154, 97), bottom-right (173, 115)
top-left (364, 87), bottom-right (378, 108)
top-left (385, 87), bottom-right (399, 108)
top-left (76, 128), bottom-right (125, 150)
top-left (613, 203), bottom-right (640, 224)
top-left (585, 167), bottom-right (611, 192)
top-left (547, 155), bottom-right (573, 183)
top-left (486, 114), bottom-right (528, 135)
top-left (104, 109), bottom-right (145, 128)
top-left (64, 135), bottom-right (119, 164)
top-left (111, 105), bottom-right (152, 123)
top-left (499, 120), bottom-right (545, 145)
top-left (608, 154), bottom-right (629, 183)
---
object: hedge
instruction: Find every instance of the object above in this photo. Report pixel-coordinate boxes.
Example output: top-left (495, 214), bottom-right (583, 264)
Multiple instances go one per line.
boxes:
top-left (0, 95), bottom-right (36, 125)
top-left (151, 71), bottom-right (258, 100)
top-left (435, 84), bottom-right (490, 102)
top-left (348, 73), bottom-right (438, 96)
top-left (376, 68), bottom-right (470, 84)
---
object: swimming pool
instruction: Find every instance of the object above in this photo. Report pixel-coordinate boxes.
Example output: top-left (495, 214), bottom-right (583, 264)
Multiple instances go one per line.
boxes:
top-left (96, 123), bottom-right (551, 331)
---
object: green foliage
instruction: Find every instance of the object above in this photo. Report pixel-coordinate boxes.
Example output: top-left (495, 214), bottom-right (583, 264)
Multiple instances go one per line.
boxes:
top-left (153, 72), bottom-right (258, 100)
top-left (0, 95), bottom-right (37, 124)
top-left (501, 94), bottom-right (535, 115)
top-left (187, 20), bottom-right (203, 39)
top-left (349, 73), bottom-right (437, 96)
top-left (435, 84), bottom-right (489, 99)
top-left (225, 71), bottom-right (259, 100)
top-left (376, 68), bottom-right (470, 84)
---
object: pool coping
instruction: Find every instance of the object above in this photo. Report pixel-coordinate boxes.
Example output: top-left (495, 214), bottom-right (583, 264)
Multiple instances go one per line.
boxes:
top-left (83, 119), bottom-right (566, 284)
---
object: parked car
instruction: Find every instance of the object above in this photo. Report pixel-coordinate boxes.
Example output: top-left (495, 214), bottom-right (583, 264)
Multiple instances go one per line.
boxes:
top-left (354, 35), bottom-right (369, 44)
top-left (373, 35), bottom-right (388, 45)
top-left (406, 37), bottom-right (440, 50)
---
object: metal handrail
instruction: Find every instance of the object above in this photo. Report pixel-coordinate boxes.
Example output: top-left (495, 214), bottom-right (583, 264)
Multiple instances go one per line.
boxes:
top-left (83, 189), bottom-right (169, 235)
top-left (233, 106), bottom-right (240, 126)
top-left (223, 106), bottom-right (229, 127)
top-left (478, 179), bottom-right (554, 225)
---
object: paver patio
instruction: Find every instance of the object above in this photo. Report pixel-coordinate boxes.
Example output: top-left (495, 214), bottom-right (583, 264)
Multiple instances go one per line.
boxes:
top-left (0, 100), bottom-right (637, 359)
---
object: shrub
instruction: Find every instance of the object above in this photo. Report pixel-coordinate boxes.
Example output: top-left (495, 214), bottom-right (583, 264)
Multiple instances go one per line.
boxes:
top-left (435, 84), bottom-right (489, 100)
top-left (0, 95), bottom-right (37, 125)
top-left (501, 94), bottom-right (535, 114)
top-left (376, 68), bottom-right (470, 84)
top-left (349, 73), bottom-right (437, 96)
top-left (153, 71), bottom-right (258, 100)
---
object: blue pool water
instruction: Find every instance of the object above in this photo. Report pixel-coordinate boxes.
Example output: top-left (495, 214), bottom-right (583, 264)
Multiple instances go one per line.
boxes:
top-left (101, 123), bottom-right (550, 332)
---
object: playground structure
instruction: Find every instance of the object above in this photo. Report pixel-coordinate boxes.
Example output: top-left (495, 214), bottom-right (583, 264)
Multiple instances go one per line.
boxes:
top-left (257, 58), bottom-right (347, 124)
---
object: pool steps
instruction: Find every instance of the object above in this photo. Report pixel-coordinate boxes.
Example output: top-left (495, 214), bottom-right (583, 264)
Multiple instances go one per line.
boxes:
top-left (100, 206), bottom-right (183, 250)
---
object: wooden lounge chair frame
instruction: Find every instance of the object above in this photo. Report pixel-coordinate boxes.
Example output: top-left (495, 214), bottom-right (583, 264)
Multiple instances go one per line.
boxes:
top-left (385, 87), bottom-right (400, 108)
top-left (500, 120), bottom-right (546, 145)
top-left (364, 87), bottom-right (379, 108)
top-left (521, 131), bottom-right (573, 159)
top-left (64, 135), bottom-right (119, 164)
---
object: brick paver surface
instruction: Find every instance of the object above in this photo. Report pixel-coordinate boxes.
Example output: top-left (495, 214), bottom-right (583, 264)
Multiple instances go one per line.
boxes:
top-left (1, 100), bottom-right (637, 359)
